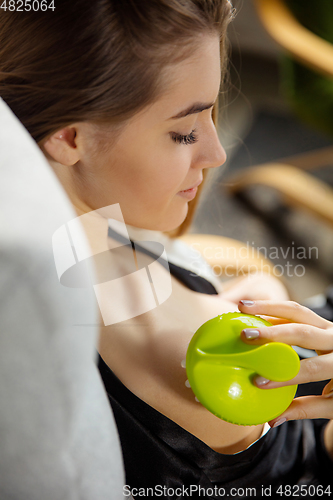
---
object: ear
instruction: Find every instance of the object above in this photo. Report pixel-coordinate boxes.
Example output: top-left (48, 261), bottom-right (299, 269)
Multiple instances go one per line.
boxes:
top-left (42, 126), bottom-right (80, 166)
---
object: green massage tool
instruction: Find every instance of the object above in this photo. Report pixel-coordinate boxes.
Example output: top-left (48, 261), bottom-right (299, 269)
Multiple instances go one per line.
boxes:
top-left (186, 312), bottom-right (300, 426)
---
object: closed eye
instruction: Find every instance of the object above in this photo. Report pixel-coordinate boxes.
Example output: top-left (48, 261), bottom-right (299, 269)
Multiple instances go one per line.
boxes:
top-left (170, 130), bottom-right (198, 145)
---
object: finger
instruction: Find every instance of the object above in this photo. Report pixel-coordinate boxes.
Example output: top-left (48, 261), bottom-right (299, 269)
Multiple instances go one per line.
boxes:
top-left (253, 354), bottom-right (333, 388)
top-left (258, 315), bottom-right (292, 325)
top-left (268, 394), bottom-right (333, 427)
top-left (241, 323), bottom-right (333, 351)
top-left (238, 300), bottom-right (331, 329)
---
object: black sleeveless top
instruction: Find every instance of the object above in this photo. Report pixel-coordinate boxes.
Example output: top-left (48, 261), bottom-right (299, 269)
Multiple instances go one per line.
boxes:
top-left (98, 263), bottom-right (333, 498)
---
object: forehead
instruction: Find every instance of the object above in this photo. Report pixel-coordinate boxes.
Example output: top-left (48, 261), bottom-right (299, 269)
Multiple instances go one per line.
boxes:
top-left (132, 35), bottom-right (222, 126)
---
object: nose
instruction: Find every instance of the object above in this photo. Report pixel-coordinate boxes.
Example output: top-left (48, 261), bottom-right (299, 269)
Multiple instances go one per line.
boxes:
top-left (194, 121), bottom-right (227, 170)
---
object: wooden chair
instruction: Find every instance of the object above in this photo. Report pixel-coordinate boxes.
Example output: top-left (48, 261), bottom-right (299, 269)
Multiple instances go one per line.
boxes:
top-left (226, 0), bottom-right (333, 229)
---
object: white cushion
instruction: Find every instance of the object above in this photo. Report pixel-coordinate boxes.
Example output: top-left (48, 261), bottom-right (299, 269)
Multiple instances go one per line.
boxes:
top-left (0, 98), bottom-right (124, 499)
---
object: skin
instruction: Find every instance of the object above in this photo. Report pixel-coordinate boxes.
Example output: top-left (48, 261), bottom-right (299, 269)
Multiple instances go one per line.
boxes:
top-left (41, 34), bottom-right (291, 453)
top-left (239, 299), bottom-right (333, 458)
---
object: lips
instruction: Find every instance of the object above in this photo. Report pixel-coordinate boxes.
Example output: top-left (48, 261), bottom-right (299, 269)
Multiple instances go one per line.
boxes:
top-left (179, 178), bottom-right (203, 193)
top-left (177, 178), bottom-right (203, 200)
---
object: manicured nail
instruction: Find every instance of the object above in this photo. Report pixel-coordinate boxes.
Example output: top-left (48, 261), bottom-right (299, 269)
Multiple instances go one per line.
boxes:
top-left (272, 417), bottom-right (287, 428)
top-left (255, 376), bottom-right (270, 386)
top-left (243, 328), bottom-right (260, 339)
top-left (239, 300), bottom-right (255, 306)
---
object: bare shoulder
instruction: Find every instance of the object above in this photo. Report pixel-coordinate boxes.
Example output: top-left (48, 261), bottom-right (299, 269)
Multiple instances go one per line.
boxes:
top-left (98, 275), bottom-right (264, 453)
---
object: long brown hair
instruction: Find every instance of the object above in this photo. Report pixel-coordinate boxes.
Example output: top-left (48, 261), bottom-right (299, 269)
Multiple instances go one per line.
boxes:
top-left (0, 0), bottom-right (233, 235)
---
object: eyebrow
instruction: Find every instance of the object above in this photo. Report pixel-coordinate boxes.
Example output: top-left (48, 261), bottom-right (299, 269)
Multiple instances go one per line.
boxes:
top-left (170, 102), bottom-right (215, 119)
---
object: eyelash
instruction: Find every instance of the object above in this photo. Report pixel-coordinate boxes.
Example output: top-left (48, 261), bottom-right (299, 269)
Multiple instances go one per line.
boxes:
top-left (171, 129), bottom-right (198, 145)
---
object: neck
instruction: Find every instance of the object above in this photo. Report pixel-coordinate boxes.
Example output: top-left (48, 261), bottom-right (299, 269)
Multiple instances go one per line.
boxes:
top-left (46, 157), bottom-right (92, 217)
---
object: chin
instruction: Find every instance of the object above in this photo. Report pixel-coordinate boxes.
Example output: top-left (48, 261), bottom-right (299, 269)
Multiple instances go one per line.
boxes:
top-left (158, 205), bottom-right (189, 233)
top-left (126, 206), bottom-right (188, 233)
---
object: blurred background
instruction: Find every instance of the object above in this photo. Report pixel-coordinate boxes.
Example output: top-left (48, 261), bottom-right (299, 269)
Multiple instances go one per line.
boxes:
top-left (191, 0), bottom-right (333, 303)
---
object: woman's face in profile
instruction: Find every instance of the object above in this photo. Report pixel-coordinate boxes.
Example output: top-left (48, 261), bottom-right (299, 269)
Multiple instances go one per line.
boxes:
top-left (73, 35), bottom-right (226, 231)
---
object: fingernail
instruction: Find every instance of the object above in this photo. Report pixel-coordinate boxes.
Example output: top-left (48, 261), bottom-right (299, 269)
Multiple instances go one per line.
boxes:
top-left (271, 417), bottom-right (287, 428)
top-left (243, 328), bottom-right (260, 339)
top-left (239, 300), bottom-right (255, 306)
top-left (255, 376), bottom-right (270, 386)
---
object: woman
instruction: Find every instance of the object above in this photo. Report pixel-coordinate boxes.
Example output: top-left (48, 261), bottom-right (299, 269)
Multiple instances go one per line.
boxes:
top-left (1, 0), bottom-right (332, 495)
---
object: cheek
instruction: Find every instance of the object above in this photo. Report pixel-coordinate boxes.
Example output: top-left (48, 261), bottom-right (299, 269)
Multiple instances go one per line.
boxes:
top-left (102, 135), bottom-right (193, 208)
top-left (145, 146), bottom-right (193, 195)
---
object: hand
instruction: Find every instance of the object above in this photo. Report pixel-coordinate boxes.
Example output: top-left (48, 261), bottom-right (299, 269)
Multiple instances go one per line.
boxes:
top-left (238, 299), bottom-right (333, 427)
